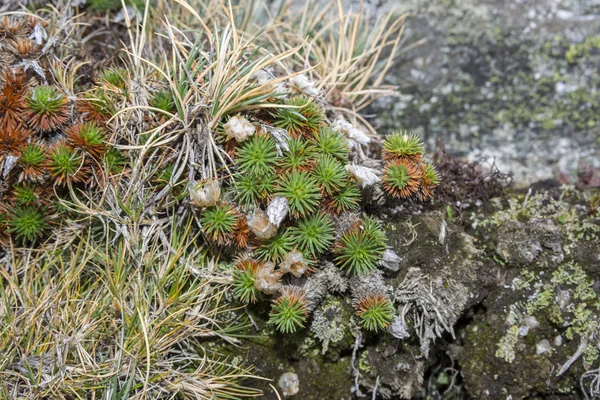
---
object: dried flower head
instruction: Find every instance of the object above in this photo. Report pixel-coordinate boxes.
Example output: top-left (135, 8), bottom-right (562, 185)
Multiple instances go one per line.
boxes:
top-left (246, 208), bottom-right (277, 241)
top-left (346, 164), bottom-right (381, 188)
top-left (254, 261), bottom-right (282, 294)
top-left (279, 250), bottom-right (310, 278)
top-left (224, 114), bottom-right (255, 142)
top-left (190, 179), bottom-right (221, 208)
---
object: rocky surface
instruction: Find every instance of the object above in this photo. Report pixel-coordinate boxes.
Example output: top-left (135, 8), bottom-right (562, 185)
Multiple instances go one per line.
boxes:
top-left (226, 183), bottom-right (599, 399)
top-left (368, 0), bottom-right (600, 185)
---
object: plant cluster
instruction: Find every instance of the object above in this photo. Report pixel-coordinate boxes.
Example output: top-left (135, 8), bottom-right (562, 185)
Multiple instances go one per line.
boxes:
top-left (382, 132), bottom-right (440, 201)
top-left (0, 17), bottom-right (121, 244)
top-left (189, 114), bottom-right (437, 335)
top-left (0, 1), bottom-right (435, 398)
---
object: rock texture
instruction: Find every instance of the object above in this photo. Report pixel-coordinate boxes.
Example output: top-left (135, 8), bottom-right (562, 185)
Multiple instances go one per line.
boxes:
top-left (230, 184), bottom-right (599, 399)
top-left (368, 0), bottom-right (600, 185)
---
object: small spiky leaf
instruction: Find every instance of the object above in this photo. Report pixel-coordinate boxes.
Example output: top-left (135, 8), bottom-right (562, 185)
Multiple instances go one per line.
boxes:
top-left (273, 95), bottom-right (324, 137)
top-left (67, 122), bottom-right (106, 157)
top-left (382, 158), bottom-right (422, 199)
top-left (88, 0), bottom-right (147, 11)
top-left (100, 67), bottom-right (129, 89)
top-left (324, 183), bottom-right (361, 215)
top-left (382, 132), bottom-right (424, 162)
top-left (274, 170), bottom-right (321, 217)
top-left (236, 134), bottom-right (279, 176)
top-left (281, 137), bottom-right (315, 172)
top-left (0, 124), bottom-right (30, 154)
top-left (150, 89), bottom-right (176, 114)
top-left (25, 86), bottom-right (70, 132)
top-left (77, 89), bottom-right (113, 122)
top-left (103, 148), bottom-right (126, 175)
top-left (45, 144), bottom-right (89, 186)
top-left (289, 213), bottom-right (334, 258)
top-left (12, 183), bottom-right (42, 206)
top-left (335, 217), bottom-right (386, 275)
top-left (355, 295), bottom-right (394, 332)
top-left (255, 229), bottom-right (294, 263)
top-left (335, 229), bottom-right (384, 275)
top-left (232, 259), bottom-right (261, 303)
top-left (314, 127), bottom-right (349, 162)
top-left (19, 142), bottom-right (46, 180)
top-left (361, 216), bottom-right (387, 247)
top-left (417, 163), bottom-right (440, 201)
top-left (269, 287), bottom-right (308, 333)
top-left (0, 79), bottom-right (25, 129)
top-left (6, 205), bottom-right (50, 243)
top-left (200, 202), bottom-right (238, 245)
top-left (313, 155), bottom-right (348, 195)
top-left (233, 216), bottom-right (250, 248)
top-left (233, 171), bottom-right (275, 207)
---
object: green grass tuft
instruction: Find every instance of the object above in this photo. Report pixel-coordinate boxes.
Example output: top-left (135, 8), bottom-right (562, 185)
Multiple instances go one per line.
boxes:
top-left (281, 137), bottom-right (315, 171)
top-left (200, 203), bottom-right (238, 245)
top-left (232, 260), bottom-right (261, 303)
top-left (255, 229), bottom-right (294, 263)
top-left (6, 205), bottom-right (50, 243)
top-left (335, 217), bottom-right (386, 275)
top-left (236, 134), bottom-right (279, 176)
top-left (289, 213), bottom-right (334, 258)
top-left (274, 170), bottom-right (321, 217)
top-left (314, 127), bottom-right (350, 162)
top-left (313, 154), bottom-right (348, 195)
top-left (269, 287), bottom-right (308, 333)
top-left (233, 171), bottom-right (275, 207)
top-left (273, 95), bottom-right (324, 137)
top-left (356, 295), bottom-right (394, 332)
top-left (382, 132), bottom-right (424, 162)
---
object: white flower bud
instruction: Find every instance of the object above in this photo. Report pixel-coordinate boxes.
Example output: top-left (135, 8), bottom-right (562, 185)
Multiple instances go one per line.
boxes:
top-left (345, 164), bottom-right (381, 188)
top-left (279, 250), bottom-right (309, 278)
top-left (266, 197), bottom-right (289, 227)
top-left (289, 74), bottom-right (319, 97)
top-left (224, 115), bottom-right (255, 142)
top-left (254, 262), bottom-right (282, 294)
top-left (333, 118), bottom-right (370, 148)
top-left (190, 179), bottom-right (220, 207)
top-left (247, 208), bottom-right (277, 240)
